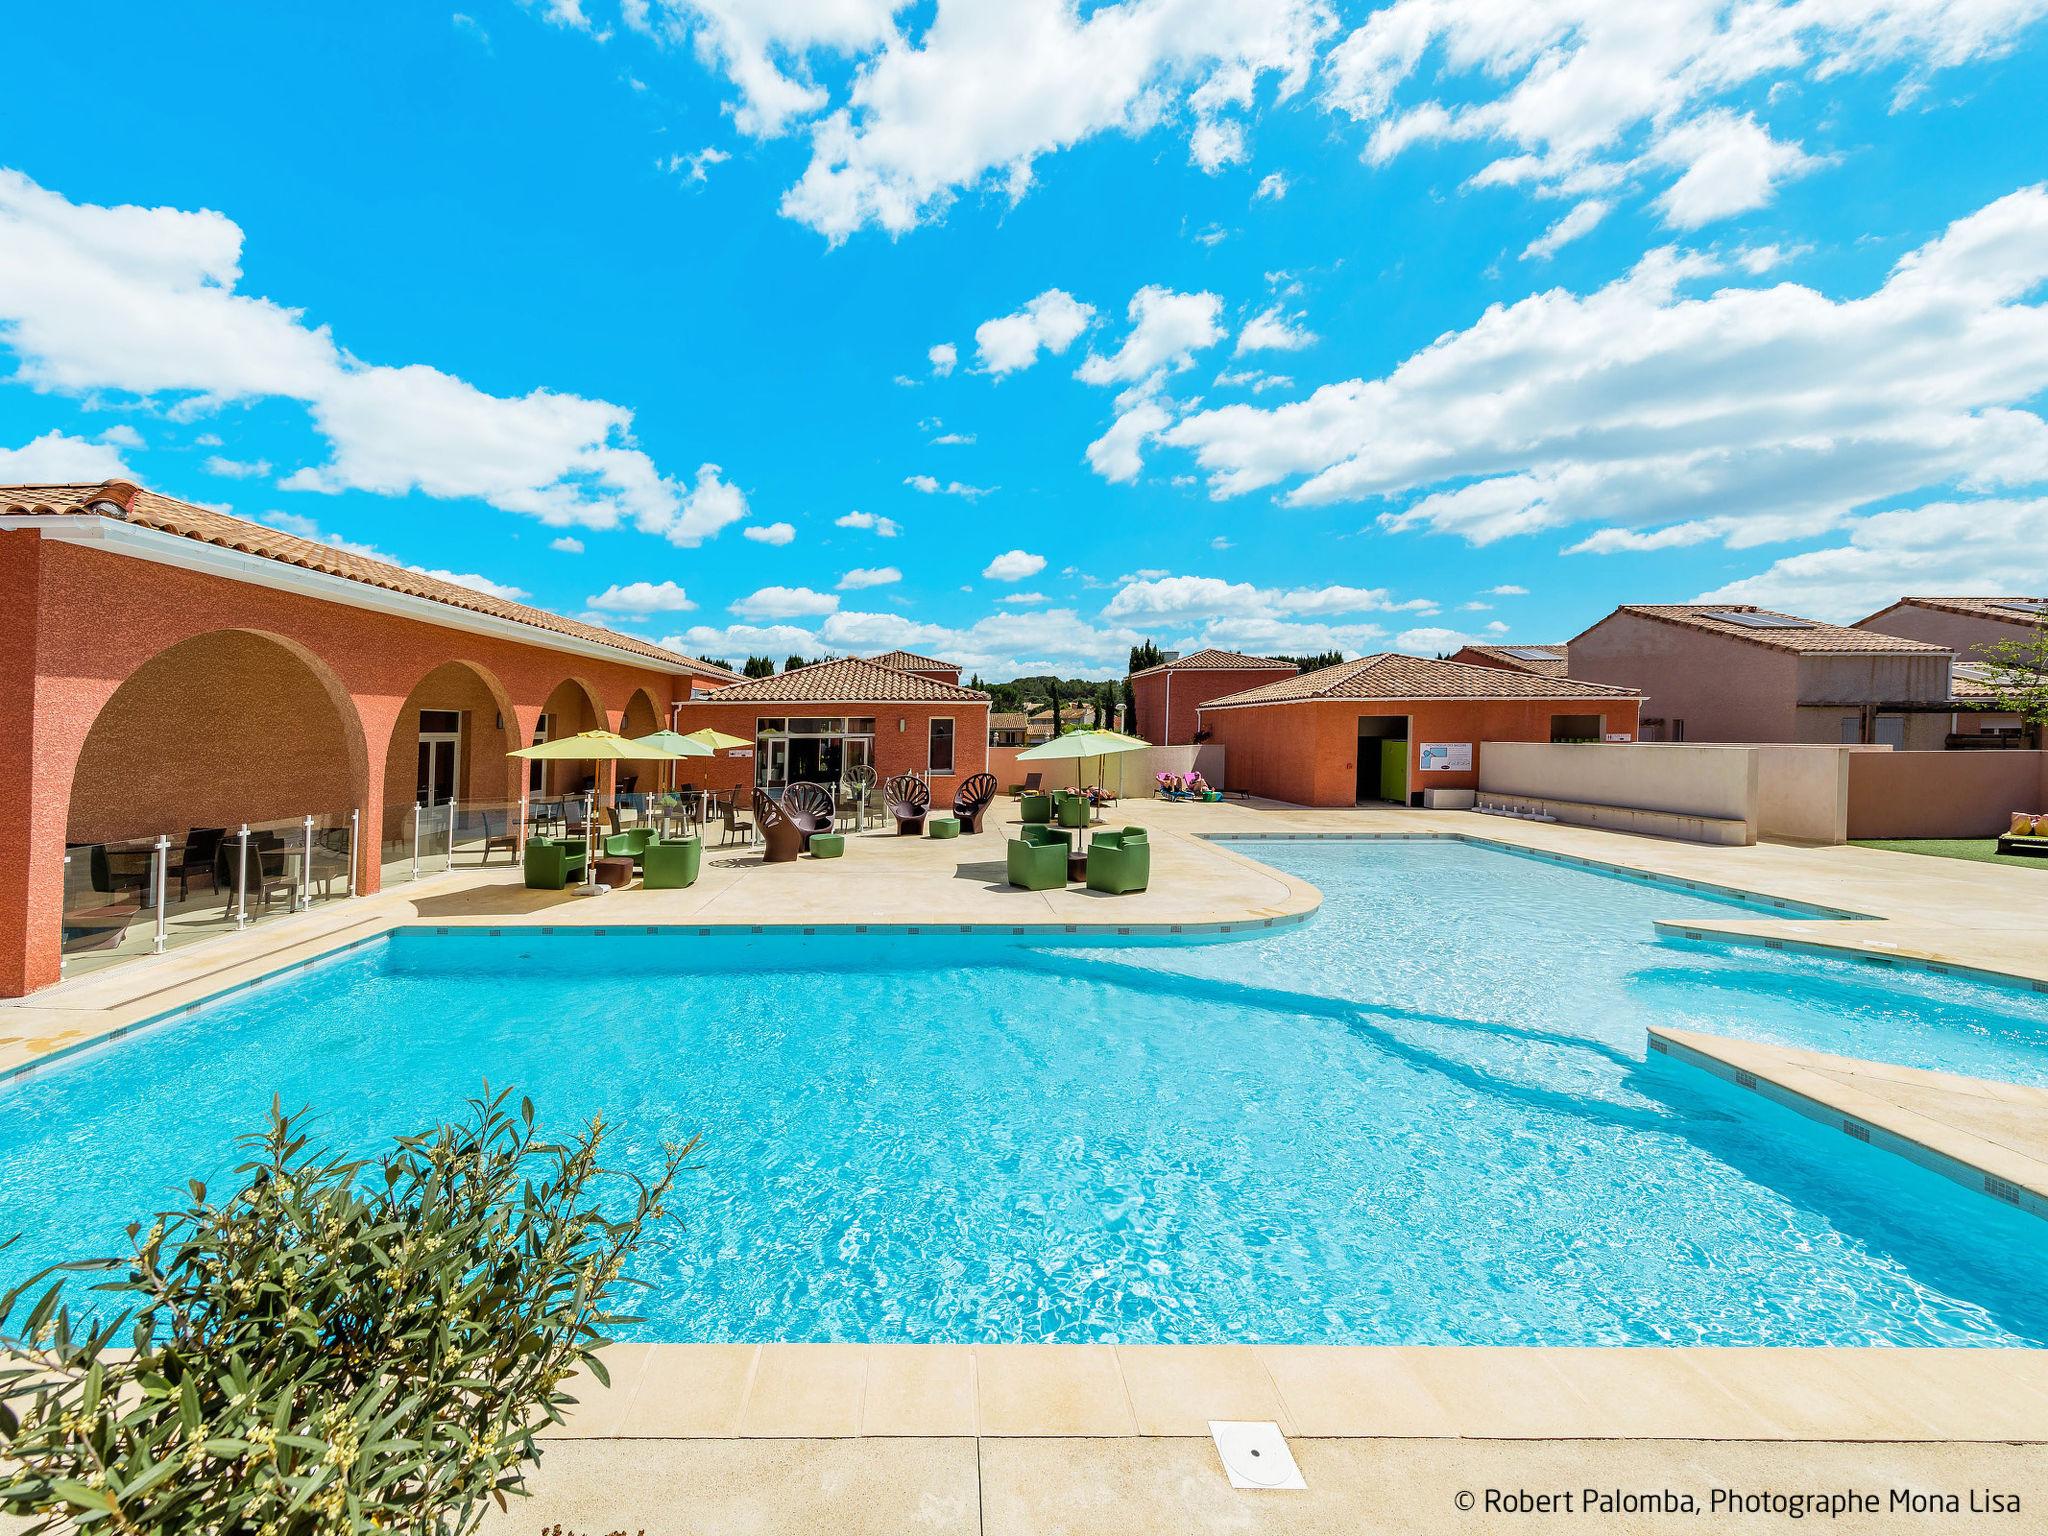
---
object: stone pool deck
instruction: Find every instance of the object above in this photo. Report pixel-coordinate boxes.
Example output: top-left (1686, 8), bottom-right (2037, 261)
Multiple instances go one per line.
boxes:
top-left (8, 797), bottom-right (2048, 1530)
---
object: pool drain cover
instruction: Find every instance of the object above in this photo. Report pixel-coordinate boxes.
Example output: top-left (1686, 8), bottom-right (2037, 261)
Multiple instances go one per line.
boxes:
top-left (1209, 1421), bottom-right (1305, 1490)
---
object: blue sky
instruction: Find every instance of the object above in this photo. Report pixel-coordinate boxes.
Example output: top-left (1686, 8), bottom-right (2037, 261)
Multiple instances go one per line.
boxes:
top-left (4, 1), bottom-right (2046, 675)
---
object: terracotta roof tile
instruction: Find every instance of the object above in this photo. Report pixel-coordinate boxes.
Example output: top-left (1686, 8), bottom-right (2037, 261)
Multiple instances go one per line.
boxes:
top-left (0, 481), bottom-right (742, 680)
top-left (1950, 662), bottom-right (2006, 699)
top-left (1453, 643), bottom-right (1569, 677)
top-left (1200, 652), bottom-right (1639, 709)
top-left (1862, 596), bottom-right (2048, 628)
top-left (1128, 647), bottom-right (1291, 680)
top-left (696, 656), bottom-right (990, 703)
top-left (864, 649), bottom-right (959, 672)
top-left (1593, 604), bottom-right (1951, 655)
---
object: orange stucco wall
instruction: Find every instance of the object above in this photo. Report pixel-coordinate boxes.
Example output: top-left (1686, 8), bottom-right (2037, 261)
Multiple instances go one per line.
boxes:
top-left (1131, 666), bottom-right (1296, 746)
top-left (1197, 695), bottom-right (1642, 807)
top-left (2, 530), bottom-right (723, 997)
top-left (672, 700), bottom-right (990, 801)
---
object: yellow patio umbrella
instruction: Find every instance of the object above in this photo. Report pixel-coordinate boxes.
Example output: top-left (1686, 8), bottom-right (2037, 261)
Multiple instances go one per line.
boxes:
top-left (509, 730), bottom-right (688, 886)
top-left (628, 730), bottom-right (714, 794)
top-left (1016, 728), bottom-right (1151, 801)
top-left (678, 727), bottom-right (751, 751)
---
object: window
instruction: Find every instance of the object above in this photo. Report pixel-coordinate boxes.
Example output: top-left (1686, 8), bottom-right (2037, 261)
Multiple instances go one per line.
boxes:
top-left (1839, 716), bottom-right (1862, 744)
top-left (527, 713), bottom-right (552, 793)
top-left (1670, 719), bottom-right (1686, 742)
top-left (928, 717), bottom-right (956, 775)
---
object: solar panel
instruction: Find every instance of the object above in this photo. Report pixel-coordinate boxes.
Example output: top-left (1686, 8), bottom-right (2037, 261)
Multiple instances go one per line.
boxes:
top-left (1500, 646), bottom-right (1562, 660)
top-left (1698, 610), bottom-right (1816, 629)
top-left (1990, 599), bottom-right (2048, 615)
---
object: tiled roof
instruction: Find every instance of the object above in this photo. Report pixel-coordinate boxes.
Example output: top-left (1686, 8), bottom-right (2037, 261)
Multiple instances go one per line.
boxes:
top-left (696, 656), bottom-right (990, 703)
top-left (1128, 646), bottom-right (1290, 680)
top-left (0, 481), bottom-right (742, 680)
top-left (989, 711), bottom-right (1031, 729)
top-left (864, 649), bottom-right (959, 672)
top-left (1950, 661), bottom-right (2004, 699)
top-left (1200, 652), bottom-right (1640, 709)
top-left (1592, 604), bottom-right (1950, 655)
top-left (1862, 596), bottom-right (2048, 628)
top-left (1454, 643), bottom-right (1569, 677)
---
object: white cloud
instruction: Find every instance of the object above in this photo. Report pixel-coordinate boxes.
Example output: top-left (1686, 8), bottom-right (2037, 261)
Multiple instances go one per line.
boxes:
top-left (1253, 171), bottom-right (1290, 201)
top-left (904, 473), bottom-right (990, 497)
top-left (1213, 367), bottom-right (1294, 392)
top-left (768, 0), bottom-right (1335, 240)
top-left (1696, 497), bottom-right (2048, 621)
top-left (1487, 584), bottom-right (1528, 595)
top-left (836, 509), bottom-right (901, 536)
top-left (661, 620), bottom-right (826, 658)
top-left (928, 341), bottom-right (958, 376)
top-left (837, 565), bottom-right (903, 589)
top-left (1210, 535), bottom-right (1233, 550)
top-left (0, 168), bottom-right (747, 547)
top-left (0, 428), bottom-right (134, 483)
top-left (1322, 0), bottom-right (2046, 224)
top-left (418, 568), bottom-right (532, 601)
top-left (1085, 395), bottom-right (1174, 483)
top-left (999, 591), bottom-right (1049, 604)
top-left (202, 453), bottom-right (272, 479)
top-left (261, 510), bottom-right (529, 600)
top-left (731, 584), bottom-right (840, 619)
top-left (1079, 286), bottom-right (1225, 385)
top-left (663, 145), bottom-right (732, 183)
top-left (97, 424), bottom-right (145, 449)
top-left (1484, 620), bottom-right (1510, 634)
top-left (1647, 111), bottom-right (1819, 229)
top-left (1234, 304), bottom-right (1317, 355)
top-left (931, 430), bottom-right (975, 445)
top-left (743, 520), bottom-right (797, 544)
top-left (974, 289), bottom-right (1095, 376)
top-left (1159, 186), bottom-right (2048, 557)
top-left (983, 548), bottom-right (1048, 581)
top-left (588, 579), bottom-right (697, 613)
top-left (1395, 625), bottom-right (1485, 654)
top-left (1523, 199), bottom-right (1610, 261)
top-left (1103, 574), bottom-right (1436, 621)
top-left (550, 535), bottom-right (586, 553)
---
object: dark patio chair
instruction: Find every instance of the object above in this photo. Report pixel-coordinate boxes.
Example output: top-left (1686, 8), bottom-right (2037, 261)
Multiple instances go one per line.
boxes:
top-left (217, 833), bottom-right (295, 914)
top-left (479, 809), bottom-right (518, 864)
top-left (951, 772), bottom-right (999, 833)
top-left (780, 781), bottom-right (835, 851)
top-left (753, 787), bottom-right (805, 863)
top-left (1012, 771), bottom-right (1043, 798)
top-left (883, 774), bottom-right (929, 836)
top-left (719, 791), bottom-right (754, 847)
top-left (170, 827), bottom-right (225, 900)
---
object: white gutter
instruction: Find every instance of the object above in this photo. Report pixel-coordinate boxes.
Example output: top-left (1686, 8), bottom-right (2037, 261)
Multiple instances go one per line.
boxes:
top-left (2, 514), bottom-right (710, 678)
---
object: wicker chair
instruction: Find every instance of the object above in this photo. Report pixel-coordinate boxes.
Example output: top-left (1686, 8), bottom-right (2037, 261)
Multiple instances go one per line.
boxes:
top-left (951, 772), bottom-right (999, 833)
top-left (753, 787), bottom-right (805, 863)
top-left (883, 774), bottom-right (930, 835)
top-left (780, 782), bottom-right (835, 851)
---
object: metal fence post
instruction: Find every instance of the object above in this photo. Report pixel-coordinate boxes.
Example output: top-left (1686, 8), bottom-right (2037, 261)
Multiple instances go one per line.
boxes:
top-left (411, 802), bottom-right (422, 882)
top-left (299, 815), bottom-right (315, 910)
top-left (234, 825), bottom-right (250, 929)
top-left (152, 834), bottom-right (169, 954)
top-left (583, 790), bottom-right (597, 886)
top-left (447, 795), bottom-right (459, 868)
top-left (348, 809), bottom-right (360, 897)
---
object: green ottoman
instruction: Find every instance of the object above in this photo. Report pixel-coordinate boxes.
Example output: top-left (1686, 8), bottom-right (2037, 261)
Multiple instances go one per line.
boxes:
top-left (809, 833), bottom-right (846, 858)
top-left (927, 816), bottom-right (960, 840)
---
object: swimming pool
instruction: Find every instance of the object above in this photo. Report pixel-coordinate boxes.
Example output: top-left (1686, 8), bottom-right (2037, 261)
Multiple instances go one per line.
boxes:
top-left (1, 838), bottom-right (2042, 1347)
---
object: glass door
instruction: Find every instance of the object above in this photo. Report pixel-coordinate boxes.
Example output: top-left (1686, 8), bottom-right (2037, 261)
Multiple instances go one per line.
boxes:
top-left (417, 710), bottom-right (461, 805)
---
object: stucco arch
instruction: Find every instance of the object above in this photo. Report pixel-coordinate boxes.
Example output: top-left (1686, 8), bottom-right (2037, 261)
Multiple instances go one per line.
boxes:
top-left (377, 659), bottom-right (523, 847)
top-left (527, 676), bottom-right (607, 799)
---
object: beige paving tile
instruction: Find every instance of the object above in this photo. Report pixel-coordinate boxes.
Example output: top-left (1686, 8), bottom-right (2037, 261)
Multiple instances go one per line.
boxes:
top-left (1401, 1346), bottom-right (1610, 1439)
top-left (975, 1344), bottom-right (1137, 1437)
top-left (1540, 1348), bottom-right (1778, 1440)
top-left (738, 1343), bottom-right (870, 1437)
top-left (546, 1341), bottom-right (656, 1439)
top-left (623, 1342), bottom-right (759, 1438)
top-left (862, 1344), bottom-right (978, 1436)
top-left (1115, 1344), bottom-right (1294, 1436)
top-left (1701, 1348), bottom-right (1956, 1440)
top-left (1256, 1346), bottom-right (1457, 1437)
top-left (480, 1436), bottom-right (979, 1536)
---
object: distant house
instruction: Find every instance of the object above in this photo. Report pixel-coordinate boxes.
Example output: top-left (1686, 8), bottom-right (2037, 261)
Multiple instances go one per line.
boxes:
top-left (1447, 643), bottom-right (1568, 678)
top-left (1195, 653), bottom-right (1641, 808)
top-left (989, 711), bottom-right (1030, 747)
top-left (864, 650), bottom-right (963, 687)
top-left (1855, 598), bottom-right (2043, 745)
top-left (1566, 604), bottom-right (1953, 748)
top-left (1127, 648), bottom-right (1298, 745)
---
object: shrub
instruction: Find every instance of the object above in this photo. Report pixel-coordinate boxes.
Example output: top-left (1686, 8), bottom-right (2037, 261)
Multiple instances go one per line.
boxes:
top-left (0, 1091), bottom-right (691, 1535)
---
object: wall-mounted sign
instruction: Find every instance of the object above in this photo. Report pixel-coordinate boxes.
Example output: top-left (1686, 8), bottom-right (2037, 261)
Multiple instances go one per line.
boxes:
top-left (731, 749), bottom-right (754, 758)
top-left (1604, 732), bottom-right (1634, 742)
top-left (1418, 742), bottom-right (1473, 772)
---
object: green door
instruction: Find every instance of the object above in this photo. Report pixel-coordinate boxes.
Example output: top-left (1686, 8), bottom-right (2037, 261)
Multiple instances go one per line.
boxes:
top-left (1379, 738), bottom-right (1408, 804)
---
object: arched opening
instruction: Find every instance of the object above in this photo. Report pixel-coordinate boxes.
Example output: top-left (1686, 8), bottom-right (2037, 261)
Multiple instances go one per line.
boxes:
top-left (621, 687), bottom-right (660, 739)
top-left (523, 677), bottom-right (605, 805)
top-left (61, 629), bottom-right (368, 972)
top-left (378, 660), bottom-right (519, 876)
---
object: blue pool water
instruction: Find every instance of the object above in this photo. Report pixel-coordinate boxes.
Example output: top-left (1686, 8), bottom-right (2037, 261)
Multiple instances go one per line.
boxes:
top-left (1, 838), bottom-right (2044, 1347)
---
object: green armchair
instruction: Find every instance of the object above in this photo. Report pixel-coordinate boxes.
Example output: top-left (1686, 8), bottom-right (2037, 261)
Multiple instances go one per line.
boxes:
top-left (523, 836), bottom-right (588, 890)
top-left (1006, 824), bottom-right (1071, 891)
top-left (1055, 792), bottom-right (1090, 830)
top-left (1085, 828), bottom-right (1150, 894)
top-left (642, 836), bottom-right (702, 889)
top-left (603, 825), bottom-right (655, 869)
top-left (1020, 791), bottom-right (1052, 825)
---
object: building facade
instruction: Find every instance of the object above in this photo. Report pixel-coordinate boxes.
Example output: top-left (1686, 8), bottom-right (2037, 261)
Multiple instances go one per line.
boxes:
top-left (1856, 597), bottom-right (2043, 743)
top-left (1128, 648), bottom-right (1298, 745)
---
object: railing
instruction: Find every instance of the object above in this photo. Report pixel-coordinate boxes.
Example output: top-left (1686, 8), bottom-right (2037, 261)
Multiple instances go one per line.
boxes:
top-left (59, 810), bottom-right (359, 982)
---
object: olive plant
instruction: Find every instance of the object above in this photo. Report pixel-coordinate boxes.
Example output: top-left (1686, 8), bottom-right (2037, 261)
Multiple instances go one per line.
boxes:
top-left (0, 1091), bottom-right (690, 1535)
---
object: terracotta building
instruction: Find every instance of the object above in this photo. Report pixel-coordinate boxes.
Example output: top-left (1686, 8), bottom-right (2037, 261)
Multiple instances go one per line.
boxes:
top-left (677, 657), bottom-right (990, 801)
top-left (1566, 604), bottom-right (1954, 748)
top-left (1446, 643), bottom-right (1568, 677)
top-left (1195, 653), bottom-right (1641, 808)
top-left (1128, 648), bottom-right (1297, 745)
top-left (1855, 597), bottom-right (2042, 744)
top-left (863, 649), bottom-right (964, 688)
top-left (0, 480), bottom-right (741, 998)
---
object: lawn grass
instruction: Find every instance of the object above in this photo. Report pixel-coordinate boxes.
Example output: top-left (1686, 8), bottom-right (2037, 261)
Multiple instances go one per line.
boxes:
top-left (1851, 837), bottom-right (2048, 871)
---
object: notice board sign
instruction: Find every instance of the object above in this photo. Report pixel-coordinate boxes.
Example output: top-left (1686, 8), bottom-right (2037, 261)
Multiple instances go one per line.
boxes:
top-left (1418, 742), bottom-right (1473, 772)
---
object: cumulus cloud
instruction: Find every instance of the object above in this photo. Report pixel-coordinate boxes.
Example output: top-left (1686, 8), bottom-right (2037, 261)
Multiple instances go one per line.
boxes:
top-left (983, 548), bottom-right (1048, 581)
top-left (202, 453), bottom-right (272, 479)
top-left (1103, 574), bottom-right (1436, 622)
top-left (1523, 199), bottom-right (1610, 261)
top-left (550, 535), bottom-right (586, 553)
top-left (660, 620), bottom-right (826, 658)
top-left (743, 520), bottom-right (796, 544)
top-left (588, 579), bottom-right (697, 613)
top-left (1085, 393), bottom-right (1174, 483)
top-left (928, 341), bottom-right (958, 376)
top-left (0, 428), bottom-right (134, 483)
top-left (974, 289), bottom-right (1094, 376)
top-left (664, 145), bottom-right (732, 183)
top-left (904, 473), bottom-right (990, 497)
top-left (1234, 304), bottom-right (1318, 354)
top-left (1646, 111), bottom-right (1820, 229)
top-left (1253, 171), bottom-right (1290, 201)
top-left (837, 565), bottom-right (903, 589)
top-left (836, 509), bottom-right (901, 536)
top-left (1158, 186), bottom-right (2048, 557)
top-left (1078, 286), bottom-right (1225, 385)
top-left (0, 168), bottom-right (746, 546)
top-left (1487, 584), bottom-right (1529, 595)
top-left (730, 584), bottom-right (841, 619)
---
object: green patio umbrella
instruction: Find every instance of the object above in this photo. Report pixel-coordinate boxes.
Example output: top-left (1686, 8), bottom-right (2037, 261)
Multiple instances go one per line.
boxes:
top-left (1016, 728), bottom-right (1152, 801)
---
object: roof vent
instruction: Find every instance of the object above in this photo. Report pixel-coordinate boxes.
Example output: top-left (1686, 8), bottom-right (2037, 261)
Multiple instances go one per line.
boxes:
top-left (86, 479), bottom-right (142, 520)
